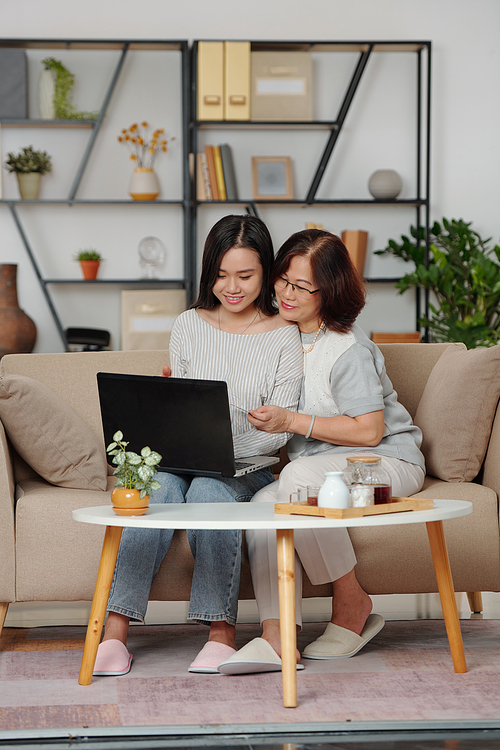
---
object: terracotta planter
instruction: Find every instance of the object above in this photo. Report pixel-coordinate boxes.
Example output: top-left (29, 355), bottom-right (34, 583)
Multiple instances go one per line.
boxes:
top-left (16, 172), bottom-right (41, 200)
top-left (79, 260), bottom-right (100, 280)
top-left (111, 487), bottom-right (150, 516)
top-left (129, 167), bottom-right (159, 200)
top-left (0, 264), bottom-right (37, 358)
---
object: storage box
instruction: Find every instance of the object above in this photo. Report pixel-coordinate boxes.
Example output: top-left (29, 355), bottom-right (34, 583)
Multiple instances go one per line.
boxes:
top-left (251, 51), bottom-right (312, 121)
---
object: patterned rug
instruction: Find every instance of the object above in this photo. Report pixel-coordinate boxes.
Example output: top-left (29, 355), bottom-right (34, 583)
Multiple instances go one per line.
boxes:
top-left (1, 619), bottom-right (500, 731)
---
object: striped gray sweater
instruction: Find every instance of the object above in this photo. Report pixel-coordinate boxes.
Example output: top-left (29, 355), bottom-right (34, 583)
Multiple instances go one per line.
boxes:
top-left (169, 309), bottom-right (303, 458)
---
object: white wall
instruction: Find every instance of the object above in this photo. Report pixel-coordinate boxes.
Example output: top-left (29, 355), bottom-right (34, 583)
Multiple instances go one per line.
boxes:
top-left (1, 0), bottom-right (499, 352)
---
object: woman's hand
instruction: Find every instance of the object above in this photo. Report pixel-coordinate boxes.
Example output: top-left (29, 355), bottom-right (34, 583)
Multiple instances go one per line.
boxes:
top-left (247, 405), bottom-right (294, 434)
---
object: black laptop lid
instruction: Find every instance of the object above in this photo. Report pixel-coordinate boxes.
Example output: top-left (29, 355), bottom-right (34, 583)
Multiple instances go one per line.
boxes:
top-left (97, 372), bottom-right (237, 478)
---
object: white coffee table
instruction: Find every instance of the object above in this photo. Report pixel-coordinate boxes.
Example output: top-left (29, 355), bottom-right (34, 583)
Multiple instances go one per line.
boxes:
top-left (73, 498), bottom-right (472, 707)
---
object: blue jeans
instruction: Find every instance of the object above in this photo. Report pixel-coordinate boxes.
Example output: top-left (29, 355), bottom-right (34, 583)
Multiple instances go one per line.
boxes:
top-left (107, 468), bottom-right (273, 626)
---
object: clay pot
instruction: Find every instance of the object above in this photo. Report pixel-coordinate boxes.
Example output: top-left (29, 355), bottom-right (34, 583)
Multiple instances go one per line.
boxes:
top-left (0, 264), bottom-right (37, 358)
top-left (79, 260), bottom-right (100, 280)
top-left (111, 487), bottom-right (150, 516)
top-left (368, 170), bottom-right (403, 200)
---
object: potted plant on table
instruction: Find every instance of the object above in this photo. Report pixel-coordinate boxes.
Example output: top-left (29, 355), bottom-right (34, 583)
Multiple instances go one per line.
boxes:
top-left (74, 249), bottom-right (103, 280)
top-left (375, 218), bottom-right (500, 348)
top-left (107, 430), bottom-right (162, 516)
top-left (4, 145), bottom-right (52, 200)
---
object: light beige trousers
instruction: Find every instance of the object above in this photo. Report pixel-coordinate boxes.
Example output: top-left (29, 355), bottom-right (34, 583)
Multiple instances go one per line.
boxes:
top-left (247, 452), bottom-right (425, 626)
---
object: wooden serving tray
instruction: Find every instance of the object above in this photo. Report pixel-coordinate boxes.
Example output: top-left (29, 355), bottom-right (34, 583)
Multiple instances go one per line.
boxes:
top-left (275, 496), bottom-right (434, 519)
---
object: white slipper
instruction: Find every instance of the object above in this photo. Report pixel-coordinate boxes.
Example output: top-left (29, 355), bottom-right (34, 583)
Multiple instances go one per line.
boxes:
top-left (302, 613), bottom-right (385, 659)
top-left (217, 637), bottom-right (305, 675)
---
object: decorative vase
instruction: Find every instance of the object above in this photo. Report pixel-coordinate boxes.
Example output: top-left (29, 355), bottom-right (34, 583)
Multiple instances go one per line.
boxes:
top-left (111, 487), bottom-right (150, 516)
top-left (368, 170), bottom-right (403, 200)
top-left (317, 471), bottom-right (350, 509)
top-left (0, 264), bottom-right (37, 358)
top-left (79, 260), bottom-right (100, 280)
top-left (16, 172), bottom-right (41, 200)
top-left (38, 67), bottom-right (56, 119)
top-left (128, 168), bottom-right (160, 201)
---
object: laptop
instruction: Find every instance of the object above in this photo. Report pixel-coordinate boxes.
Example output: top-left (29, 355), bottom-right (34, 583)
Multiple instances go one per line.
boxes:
top-left (97, 372), bottom-right (279, 479)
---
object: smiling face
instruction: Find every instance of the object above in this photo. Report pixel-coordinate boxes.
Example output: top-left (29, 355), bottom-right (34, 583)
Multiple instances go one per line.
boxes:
top-left (274, 255), bottom-right (322, 333)
top-left (212, 246), bottom-right (264, 316)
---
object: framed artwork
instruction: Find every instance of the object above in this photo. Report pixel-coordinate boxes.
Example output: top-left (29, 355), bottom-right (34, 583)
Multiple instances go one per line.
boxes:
top-left (252, 156), bottom-right (293, 200)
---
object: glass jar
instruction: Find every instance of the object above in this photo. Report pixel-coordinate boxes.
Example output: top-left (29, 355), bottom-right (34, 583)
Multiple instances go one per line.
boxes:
top-left (343, 456), bottom-right (392, 506)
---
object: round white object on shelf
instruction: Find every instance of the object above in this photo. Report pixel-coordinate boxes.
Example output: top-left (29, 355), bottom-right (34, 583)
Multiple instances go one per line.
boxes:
top-left (368, 170), bottom-right (403, 200)
top-left (138, 236), bottom-right (166, 278)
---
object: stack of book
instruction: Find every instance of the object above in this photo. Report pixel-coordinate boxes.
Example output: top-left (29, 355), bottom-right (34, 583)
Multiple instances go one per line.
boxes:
top-left (197, 144), bottom-right (238, 202)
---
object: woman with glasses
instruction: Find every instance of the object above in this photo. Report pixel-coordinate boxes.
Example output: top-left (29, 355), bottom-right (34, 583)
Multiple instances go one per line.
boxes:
top-left (218, 228), bottom-right (425, 674)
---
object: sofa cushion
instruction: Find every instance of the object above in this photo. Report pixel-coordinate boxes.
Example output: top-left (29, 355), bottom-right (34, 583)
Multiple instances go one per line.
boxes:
top-left (414, 343), bottom-right (500, 482)
top-left (0, 374), bottom-right (107, 490)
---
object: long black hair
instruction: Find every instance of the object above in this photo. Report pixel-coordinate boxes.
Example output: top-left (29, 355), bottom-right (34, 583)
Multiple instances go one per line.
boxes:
top-left (272, 229), bottom-right (366, 333)
top-left (191, 214), bottom-right (276, 316)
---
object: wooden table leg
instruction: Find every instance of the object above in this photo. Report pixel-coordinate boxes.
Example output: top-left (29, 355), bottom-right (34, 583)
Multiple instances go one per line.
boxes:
top-left (79, 524), bottom-right (123, 685)
top-left (426, 519), bottom-right (467, 674)
top-left (276, 528), bottom-right (297, 708)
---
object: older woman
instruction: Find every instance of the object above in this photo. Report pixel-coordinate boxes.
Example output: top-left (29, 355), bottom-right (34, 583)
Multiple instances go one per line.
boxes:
top-left (218, 228), bottom-right (425, 674)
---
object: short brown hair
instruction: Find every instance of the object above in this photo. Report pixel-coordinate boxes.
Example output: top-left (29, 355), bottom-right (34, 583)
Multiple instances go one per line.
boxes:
top-left (272, 229), bottom-right (366, 333)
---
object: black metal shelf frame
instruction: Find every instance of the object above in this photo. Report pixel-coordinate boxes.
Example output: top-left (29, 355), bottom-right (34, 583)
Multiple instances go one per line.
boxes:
top-left (190, 39), bottom-right (431, 333)
top-left (0, 38), bottom-right (191, 351)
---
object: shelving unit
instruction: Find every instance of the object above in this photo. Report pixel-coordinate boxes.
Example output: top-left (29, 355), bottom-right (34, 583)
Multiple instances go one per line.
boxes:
top-left (190, 39), bottom-right (431, 330)
top-left (0, 38), bottom-right (190, 351)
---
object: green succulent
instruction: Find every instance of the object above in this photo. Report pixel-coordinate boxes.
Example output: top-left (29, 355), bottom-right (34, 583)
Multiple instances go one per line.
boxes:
top-left (74, 249), bottom-right (103, 261)
top-left (375, 218), bottom-right (500, 348)
top-left (42, 57), bottom-right (100, 121)
top-left (107, 430), bottom-right (162, 500)
top-left (4, 146), bottom-right (52, 174)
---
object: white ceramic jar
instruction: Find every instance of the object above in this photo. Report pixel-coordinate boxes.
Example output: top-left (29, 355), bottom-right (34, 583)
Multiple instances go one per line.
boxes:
top-left (317, 471), bottom-right (350, 509)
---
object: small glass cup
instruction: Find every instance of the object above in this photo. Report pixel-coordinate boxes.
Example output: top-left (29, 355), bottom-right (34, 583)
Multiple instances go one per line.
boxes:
top-left (289, 491), bottom-right (300, 505)
top-left (306, 486), bottom-right (320, 506)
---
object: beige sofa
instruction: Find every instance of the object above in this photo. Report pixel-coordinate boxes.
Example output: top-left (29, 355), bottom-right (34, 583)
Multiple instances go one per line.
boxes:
top-left (1, 342), bottom-right (500, 636)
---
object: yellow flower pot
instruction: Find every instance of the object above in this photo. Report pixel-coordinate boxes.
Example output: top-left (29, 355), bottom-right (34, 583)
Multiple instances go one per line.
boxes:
top-left (111, 487), bottom-right (150, 516)
top-left (128, 167), bottom-right (159, 201)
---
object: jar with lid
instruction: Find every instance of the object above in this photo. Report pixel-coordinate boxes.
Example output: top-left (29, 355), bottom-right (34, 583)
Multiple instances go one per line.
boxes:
top-left (343, 456), bottom-right (392, 507)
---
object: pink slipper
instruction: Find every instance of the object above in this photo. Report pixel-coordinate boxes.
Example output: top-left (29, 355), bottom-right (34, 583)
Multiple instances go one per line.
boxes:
top-left (93, 639), bottom-right (133, 676)
top-left (188, 642), bottom-right (237, 674)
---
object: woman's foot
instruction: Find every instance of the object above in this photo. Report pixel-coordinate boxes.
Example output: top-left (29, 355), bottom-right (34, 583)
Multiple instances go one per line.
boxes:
top-left (331, 568), bottom-right (372, 635)
top-left (207, 620), bottom-right (237, 650)
top-left (102, 611), bottom-right (130, 647)
top-left (261, 618), bottom-right (301, 663)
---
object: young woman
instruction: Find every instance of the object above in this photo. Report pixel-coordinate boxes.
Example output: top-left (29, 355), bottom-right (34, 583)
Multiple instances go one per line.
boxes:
top-left (218, 228), bottom-right (425, 675)
top-left (93, 215), bottom-right (303, 677)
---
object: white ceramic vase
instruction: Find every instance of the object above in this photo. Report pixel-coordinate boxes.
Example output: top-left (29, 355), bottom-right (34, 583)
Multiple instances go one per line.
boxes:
top-left (128, 168), bottom-right (160, 200)
top-left (38, 68), bottom-right (56, 119)
top-left (368, 169), bottom-right (403, 200)
top-left (317, 471), bottom-right (350, 509)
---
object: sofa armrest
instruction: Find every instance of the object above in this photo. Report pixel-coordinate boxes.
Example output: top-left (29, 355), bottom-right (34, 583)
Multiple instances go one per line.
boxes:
top-left (0, 420), bottom-right (16, 601)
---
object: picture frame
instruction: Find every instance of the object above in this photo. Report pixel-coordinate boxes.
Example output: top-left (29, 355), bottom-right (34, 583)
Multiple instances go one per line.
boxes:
top-left (252, 156), bottom-right (293, 200)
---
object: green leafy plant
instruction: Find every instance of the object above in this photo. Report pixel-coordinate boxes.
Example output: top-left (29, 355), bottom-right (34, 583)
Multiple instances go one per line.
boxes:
top-left (106, 430), bottom-right (162, 500)
top-left (74, 248), bottom-right (103, 261)
top-left (4, 145), bottom-right (52, 174)
top-left (375, 218), bottom-right (500, 348)
top-left (41, 57), bottom-right (100, 120)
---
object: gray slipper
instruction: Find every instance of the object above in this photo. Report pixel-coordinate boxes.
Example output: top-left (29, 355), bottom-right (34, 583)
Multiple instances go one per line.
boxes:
top-left (217, 637), bottom-right (305, 675)
top-left (302, 614), bottom-right (385, 659)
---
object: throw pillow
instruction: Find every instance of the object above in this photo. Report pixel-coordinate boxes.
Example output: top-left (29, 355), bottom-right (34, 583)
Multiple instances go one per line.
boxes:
top-left (0, 374), bottom-right (107, 490)
top-left (414, 343), bottom-right (500, 482)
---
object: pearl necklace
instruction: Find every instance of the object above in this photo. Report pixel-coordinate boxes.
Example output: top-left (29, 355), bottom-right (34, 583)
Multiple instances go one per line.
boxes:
top-left (302, 322), bottom-right (325, 354)
top-left (218, 306), bottom-right (259, 334)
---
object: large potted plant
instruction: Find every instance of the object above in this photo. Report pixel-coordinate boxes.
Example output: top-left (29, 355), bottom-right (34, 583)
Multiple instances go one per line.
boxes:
top-left (4, 146), bottom-right (52, 199)
top-left (106, 430), bottom-right (162, 516)
top-left (376, 218), bottom-right (500, 348)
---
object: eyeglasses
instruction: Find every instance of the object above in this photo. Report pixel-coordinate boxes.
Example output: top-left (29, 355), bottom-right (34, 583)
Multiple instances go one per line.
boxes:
top-left (275, 276), bottom-right (320, 299)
